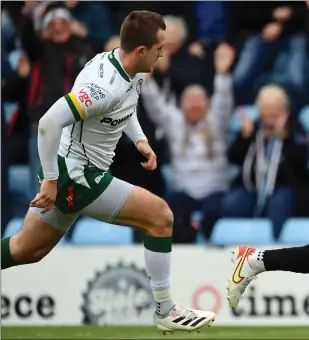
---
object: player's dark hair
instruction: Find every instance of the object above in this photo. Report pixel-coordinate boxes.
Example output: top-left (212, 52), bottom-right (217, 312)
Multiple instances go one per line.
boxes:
top-left (120, 11), bottom-right (166, 53)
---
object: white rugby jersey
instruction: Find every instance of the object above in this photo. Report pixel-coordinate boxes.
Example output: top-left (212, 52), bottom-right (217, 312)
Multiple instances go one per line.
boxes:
top-left (58, 48), bottom-right (146, 170)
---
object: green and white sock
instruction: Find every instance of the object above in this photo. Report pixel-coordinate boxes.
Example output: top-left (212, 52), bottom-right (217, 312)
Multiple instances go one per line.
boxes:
top-left (144, 235), bottom-right (174, 316)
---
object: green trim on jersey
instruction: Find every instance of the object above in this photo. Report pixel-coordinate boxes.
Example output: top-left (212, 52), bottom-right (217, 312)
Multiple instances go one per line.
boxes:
top-left (64, 94), bottom-right (81, 122)
top-left (38, 156), bottom-right (113, 214)
top-left (108, 50), bottom-right (132, 83)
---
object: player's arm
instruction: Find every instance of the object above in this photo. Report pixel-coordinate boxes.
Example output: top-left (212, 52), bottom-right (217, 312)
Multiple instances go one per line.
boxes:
top-left (123, 111), bottom-right (147, 146)
top-left (38, 86), bottom-right (112, 179)
top-left (31, 85), bottom-right (113, 212)
top-left (124, 111), bottom-right (157, 171)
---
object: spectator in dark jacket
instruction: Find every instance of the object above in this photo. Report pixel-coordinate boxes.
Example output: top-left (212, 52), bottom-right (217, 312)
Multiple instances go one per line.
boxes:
top-left (227, 1), bottom-right (307, 107)
top-left (221, 85), bottom-right (309, 239)
top-left (20, 5), bottom-right (94, 197)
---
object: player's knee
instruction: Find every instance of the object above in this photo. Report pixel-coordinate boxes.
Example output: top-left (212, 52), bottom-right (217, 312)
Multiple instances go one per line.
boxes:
top-left (11, 235), bottom-right (50, 264)
top-left (149, 199), bottom-right (174, 237)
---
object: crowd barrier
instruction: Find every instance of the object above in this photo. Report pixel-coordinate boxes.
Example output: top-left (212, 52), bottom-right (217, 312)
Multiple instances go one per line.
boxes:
top-left (2, 246), bottom-right (308, 326)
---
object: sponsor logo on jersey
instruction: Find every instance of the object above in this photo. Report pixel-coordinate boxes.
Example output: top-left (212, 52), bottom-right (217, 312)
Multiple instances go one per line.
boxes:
top-left (94, 173), bottom-right (105, 184)
top-left (79, 88), bottom-right (92, 107)
top-left (66, 185), bottom-right (74, 208)
top-left (136, 79), bottom-right (143, 95)
top-left (81, 262), bottom-right (154, 324)
top-left (86, 83), bottom-right (105, 101)
top-left (100, 112), bottom-right (134, 126)
top-left (99, 63), bottom-right (104, 78)
top-left (109, 70), bottom-right (117, 85)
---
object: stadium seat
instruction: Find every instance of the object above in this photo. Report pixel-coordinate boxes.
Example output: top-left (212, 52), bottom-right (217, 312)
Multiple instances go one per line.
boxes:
top-left (71, 218), bottom-right (133, 245)
top-left (56, 236), bottom-right (68, 247)
top-left (299, 106), bottom-right (309, 133)
top-left (3, 218), bottom-right (23, 237)
top-left (9, 165), bottom-right (32, 201)
top-left (3, 218), bottom-right (69, 245)
top-left (230, 106), bottom-right (259, 139)
top-left (210, 218), bottom-right (274, 246)
top-left (279, 219), bottom-right (309, 245)
top-left (196, 232), bottom-right (206, 244)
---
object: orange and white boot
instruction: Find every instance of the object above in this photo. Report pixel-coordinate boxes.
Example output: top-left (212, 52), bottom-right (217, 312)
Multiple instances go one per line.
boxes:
top-left (227, 245), bottom-right (264, 309)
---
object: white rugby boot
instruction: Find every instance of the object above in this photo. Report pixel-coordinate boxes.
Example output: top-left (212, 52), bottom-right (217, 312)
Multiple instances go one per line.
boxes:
top-left (227, 245), bottom-right (261, 309)
top-left (154, 305), bottom-right (215, 334)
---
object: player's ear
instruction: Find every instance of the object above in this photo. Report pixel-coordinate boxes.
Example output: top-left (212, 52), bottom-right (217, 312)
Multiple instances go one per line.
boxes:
top-left (136, 46), bottom-right (147, 59)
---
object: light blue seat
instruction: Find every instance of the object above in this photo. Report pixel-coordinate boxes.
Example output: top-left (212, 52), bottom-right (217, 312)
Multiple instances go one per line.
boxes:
top-left (279, 219), bottom-right (309, 245)
top-left (9, 165), bottom-right (32, 201)
top-left (196, 232), bottom-right (206, 244)
top-left (230, 105), bottom-right (259, 139)
top-left (71, 218), bottom-right (133, 245)
top-left (3, 218), bottom-right (23, 237)
top-left (3, 218), bottom-right (69, 245)
top-left (210, 218), bottom-right (274, 246)
top-left (56, 236), bottom-right (69, 247)
top-left (299, 106), bottom-right (309, 133)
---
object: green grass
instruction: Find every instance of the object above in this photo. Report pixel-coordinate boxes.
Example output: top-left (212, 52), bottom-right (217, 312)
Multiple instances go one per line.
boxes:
top-left (2, 326), bottom-right (309, 339)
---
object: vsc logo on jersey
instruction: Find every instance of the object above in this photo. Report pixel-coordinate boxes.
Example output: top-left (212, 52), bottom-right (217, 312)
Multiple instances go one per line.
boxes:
top-left (81, 263), bottom-right (154, 325)
top-left (100, 112), bottom-right (133, 126)
top-left (79, 88), bottom-right (92, 107)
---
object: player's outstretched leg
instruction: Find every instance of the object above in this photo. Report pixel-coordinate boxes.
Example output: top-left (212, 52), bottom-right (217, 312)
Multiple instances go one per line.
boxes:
top-left (227, 245), bottom-right (309, 309)
top-left (113, 186), bottom-right (215, 333)
top-left (1, 207), bottom-right (76, 269)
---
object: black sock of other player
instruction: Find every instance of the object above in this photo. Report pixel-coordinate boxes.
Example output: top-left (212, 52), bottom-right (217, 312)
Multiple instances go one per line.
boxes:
top-left (262, 245), bottom-right (309, 274)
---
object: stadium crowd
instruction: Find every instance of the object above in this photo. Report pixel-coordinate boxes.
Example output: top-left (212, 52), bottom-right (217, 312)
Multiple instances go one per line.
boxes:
top-left (2, 1), bottom-right (309, 244)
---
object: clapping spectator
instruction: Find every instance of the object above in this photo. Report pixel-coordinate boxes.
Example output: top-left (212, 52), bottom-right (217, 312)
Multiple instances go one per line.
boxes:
top-left (141, 44), bottom-right (235, 243)
top-left (221, 85), bottom-right (309, 239)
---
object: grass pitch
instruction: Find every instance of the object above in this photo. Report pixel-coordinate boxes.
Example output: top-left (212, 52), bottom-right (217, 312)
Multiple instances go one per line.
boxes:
top-left (2, 326), bottom-right (309, 339)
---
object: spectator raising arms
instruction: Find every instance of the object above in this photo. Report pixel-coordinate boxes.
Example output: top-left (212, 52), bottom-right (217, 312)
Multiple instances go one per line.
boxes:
top-left (227, 1), bottom-right (307, 108)
top-left (141, 44), bottom-right (235, 243)
top-left (221, 85), bottom-right (309, 239)
top-left (20, 4), bottom-right (95, 196)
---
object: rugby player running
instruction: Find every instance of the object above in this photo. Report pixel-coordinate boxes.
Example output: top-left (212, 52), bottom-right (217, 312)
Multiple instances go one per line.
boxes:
top-left (1, 11), bottom-right (215, 333)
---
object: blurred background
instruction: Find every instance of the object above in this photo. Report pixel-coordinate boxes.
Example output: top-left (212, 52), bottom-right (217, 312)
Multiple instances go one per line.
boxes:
top-left (1, 1), bottom-right (309, 333)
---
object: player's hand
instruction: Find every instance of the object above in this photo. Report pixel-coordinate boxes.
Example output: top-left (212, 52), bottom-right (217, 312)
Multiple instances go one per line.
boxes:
top-left (240, 110), bottom-right (254, 138)
top-left (137, 140), bottom-right (157, 171)
top-left (214, 43), bottom-right (235, 74)
top-left (30, 179), bottom-right (57, 214)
